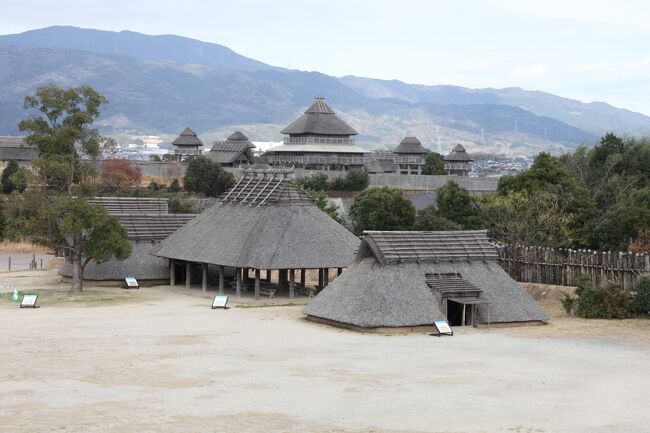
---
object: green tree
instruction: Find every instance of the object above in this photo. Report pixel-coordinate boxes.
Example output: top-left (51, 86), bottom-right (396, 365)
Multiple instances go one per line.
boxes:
top-left (302, 188), bottom-right (345, 225)
top-left (296, 174), bottom-right (328, 191)
top-left (421, 152), bottom-right (445, 175)
top-left (38, 197), bottom-right (132, 292)
top-left (18, 85), bottom-right (131, 292)
top-left (184, 156), bottom-right (234, 197)
top-left (349, 186), bottom-right (415, 235)
top-left (1, 161), bottom-right (27, 194)
top-left (414, 206), bottom-right (460, 231)
top-left (168, 178), bottom-right (181, 193)
top-left (329, 170), bottom-right (369, 191)
top-left (436, 181), bottom-right (482, 229)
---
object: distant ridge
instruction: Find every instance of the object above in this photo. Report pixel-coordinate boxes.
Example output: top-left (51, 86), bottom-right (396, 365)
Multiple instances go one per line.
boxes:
top-left (1, 26), bottom-right (649, 153)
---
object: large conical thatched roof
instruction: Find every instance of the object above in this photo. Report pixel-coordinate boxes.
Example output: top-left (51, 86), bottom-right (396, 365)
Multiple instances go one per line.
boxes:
top-left (304, 230), bottom-right (547, 329)
top-left (281, 97), bottom-right (358, 136)
top-left (155, 168), bottom-right (360, 269)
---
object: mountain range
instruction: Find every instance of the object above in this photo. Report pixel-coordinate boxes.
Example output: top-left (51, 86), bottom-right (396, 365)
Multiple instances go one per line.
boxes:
top-left (1, 26), bottom-right (649, 154)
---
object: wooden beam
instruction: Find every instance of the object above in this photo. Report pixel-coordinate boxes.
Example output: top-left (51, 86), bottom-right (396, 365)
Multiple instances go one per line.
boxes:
top-left (218, 265), bottom-right (224, 295)
top-left (236, 268), bottom-right (241, 298)
top-left (202, 263), bottom-right (208, 292)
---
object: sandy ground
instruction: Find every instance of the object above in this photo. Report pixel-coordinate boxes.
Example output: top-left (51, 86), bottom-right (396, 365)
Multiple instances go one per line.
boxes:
top-left (1, 271), bottom-right (649, 433)
top-left (0, 253), bottom-right (54, 272)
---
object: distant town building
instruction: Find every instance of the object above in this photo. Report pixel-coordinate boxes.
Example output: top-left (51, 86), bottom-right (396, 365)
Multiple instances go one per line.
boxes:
top-left (208, 131), bottom-right (255, 167)
top-left (444, 144), bottom-right (472, 176)
top-left (265, 97), bottom-right (368, 170)
top-left (171, 127), bottom-right (203, 161)
top-left (393, 136), bottom-right (429, 175)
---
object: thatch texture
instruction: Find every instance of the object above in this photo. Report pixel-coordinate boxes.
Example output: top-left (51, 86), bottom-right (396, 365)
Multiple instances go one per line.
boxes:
top-left (394, 137), bottom-right (429, 155)
top-left (281, 97), bottom-right (358, 136)
top-left (444, 144), bottom-right (472, 162)
top-left (208, 131), bottom-right (255, 165)
top-left (60, 241), bottom-right (170, 281)
top-left (304, 230), bottom-right (548, 328)
top-left (0, 136), bottom-right (37, 161)
top-left (172, 127), bottom-right (203, 147)
top-left (155, 169), bottom-right (360, 269)
top-left (87, 197), bottom-right (169, 215)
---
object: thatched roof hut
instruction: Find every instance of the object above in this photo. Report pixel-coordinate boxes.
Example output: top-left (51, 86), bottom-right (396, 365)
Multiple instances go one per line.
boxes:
top-left (208, 131), bottom-right (255, 167)
top-left (156, 168), bottom-right (359, 269)
top-left (394, 137), bottom-right (429, 155)
top-left (444, 144), bottom-right (472, 162)
top-left (304, 230), bottom-right (547, 331)
top-left (60, 212), bottom-right (196, 282)
top-left (171, 127), bottom-right (204, 147)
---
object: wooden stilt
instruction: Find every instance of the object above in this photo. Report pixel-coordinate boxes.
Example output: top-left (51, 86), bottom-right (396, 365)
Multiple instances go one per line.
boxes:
top-left (201, 263), bottom-right (207, 292)
top-left (323, 268), bottom-right (329, 287)
top-left (236, 268), bottom-right (241, 298)
top-left (218, 265), bottom-right (224, 295)
top-left (337, 267), bottom-right (343, 276)
top-left (185, 261), bottom-right (191, 289)
top-left (289, 269), bottom-right (295, 299)
top-left (318, 268), bottom-right (323, 289)
top-left (170, 259), bottom-right (175, 286)
top-left (300, 269), bottom-right (306, 288)
top-left (254, 269), bottom-right (260, 300)
top-left (462, 304), bottom-right (466, 326)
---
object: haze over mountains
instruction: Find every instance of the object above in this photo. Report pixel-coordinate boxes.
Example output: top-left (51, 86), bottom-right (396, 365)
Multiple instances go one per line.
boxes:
top-left (2, 26), bottom-right (649, 154)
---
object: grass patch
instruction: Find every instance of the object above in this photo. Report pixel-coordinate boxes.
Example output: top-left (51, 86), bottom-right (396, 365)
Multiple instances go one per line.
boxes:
top-left (0, 241), bottom-right (53, 253)
top-left (1, 287), bottom-right (140, 306)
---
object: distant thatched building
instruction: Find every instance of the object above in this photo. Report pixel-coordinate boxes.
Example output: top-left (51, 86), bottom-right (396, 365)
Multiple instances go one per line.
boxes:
top-left (171, 127), bottom-right (203, 160)
top-left (0, 136), bottom-right (37, 167)
top-left (265, 97), bottom-right (369, 170)
top-left (444, 144), bottom-right (472, 176)
top-left (393, 136), bottom-right (429, 175)
top-left (304, 230), bottom-right (547, 331)
top-left (208, 131), bottom-right (255, 167)
top-left (155, 167), bottom-right (360, 298)
top-left (60, 197), bottom-right (195, 282)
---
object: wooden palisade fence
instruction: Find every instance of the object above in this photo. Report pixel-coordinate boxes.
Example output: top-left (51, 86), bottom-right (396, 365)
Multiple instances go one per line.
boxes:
top-left (496, 245), bottom-right (650, 289)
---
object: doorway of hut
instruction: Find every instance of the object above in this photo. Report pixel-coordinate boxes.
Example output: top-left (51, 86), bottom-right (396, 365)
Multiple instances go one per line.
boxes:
top-left (446, 299), bottom-right (473, 326)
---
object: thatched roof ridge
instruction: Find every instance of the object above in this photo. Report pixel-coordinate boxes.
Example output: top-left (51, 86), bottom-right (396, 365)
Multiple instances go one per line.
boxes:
top-left (363, 230), bottom-right (498, 265)
top-left (394, 136), bottom-right (429, 155)
top-left (444, 144), bottom-right (472, 162)
top-left (172, 127), bottom-right (203, 147)
top-left (281, 97), bottom-right (358, 136)
top-left (117, 214), bottom-right (196, 241)
top-left (219, 169), bottom-right (311, 206)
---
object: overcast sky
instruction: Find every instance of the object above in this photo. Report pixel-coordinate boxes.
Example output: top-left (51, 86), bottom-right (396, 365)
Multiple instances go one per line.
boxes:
top-left (2, 0), bottom-right (650, 114)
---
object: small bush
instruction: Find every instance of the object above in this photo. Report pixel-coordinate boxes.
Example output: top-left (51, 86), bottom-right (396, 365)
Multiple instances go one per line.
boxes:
top-left (168, 196), bottom-right (196, 214)
top-left (561, 292), bottom-right (576, 315)
top-left (168, 178), bottom-right (181, 193)
top-left (630, 277), bottom-right (650, 316)
top-left (572, 276), bottom-right (631, 319)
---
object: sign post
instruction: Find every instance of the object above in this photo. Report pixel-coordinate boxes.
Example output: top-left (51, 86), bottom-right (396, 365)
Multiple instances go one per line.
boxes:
top-left (212, 295), bottom-right (229, 309)
top-left (433, 320), bottom-right (453, 337)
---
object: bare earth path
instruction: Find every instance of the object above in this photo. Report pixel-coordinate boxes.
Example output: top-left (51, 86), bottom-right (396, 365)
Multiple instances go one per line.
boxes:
top-left (0, 271), bottom-right (649, 433)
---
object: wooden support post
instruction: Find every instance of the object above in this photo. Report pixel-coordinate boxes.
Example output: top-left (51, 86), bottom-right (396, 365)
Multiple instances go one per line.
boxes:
top-left (254, 269), bottom-right (260, 300)
top-left (236, 267), bottom-right (242, 298)
top-left (300, 269), bottom-right (306, 288)
top-left (323, 268), bottom-right (329, 287)
top-left (218, 265), bottom-right (224, 295)
top-left (337, 267), bottom-right (343, 276)
top-left (289, 269), bottom-right (295, 299)
top-left (265, 269), bottom-right (271, 282)
top-left (185, 261), bottom-right (191, 289)
top-left (462, 304), bottom-right (466, 327)
top-left (278, 269), bottom-right (288, 290)
top-left (202, 263), bottom-right (208, 292)
top-left (318, 268), bottom-right (323, 289)
top-left (170, 259), bottom-right (175, 286)
top-left (241, 268), bottom-right (247, 292)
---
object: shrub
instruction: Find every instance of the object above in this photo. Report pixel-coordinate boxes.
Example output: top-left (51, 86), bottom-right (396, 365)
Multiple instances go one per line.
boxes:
top-left (414, 206), bottom-right (460, 231)
top-left (168, 196), bottom-right (197, 214)
top-left (561, 292), bottom-right (576, 315)
top-left (572, 276), bottom-right (631, 319)
top-left (630, 277), bottom-right (650, 316)
top-left (100, 158), bottom-right (142, 191)
top-left (168, 178), bottom-right (181, 193)
top-left (329, 170), bottom-right (369, 191)
top-left (1, 161), bottom-right (28, 194)
top-left (184, 156), bottom-right (234, 197)
top-left (296, 174), bottom-right (328, 192)
top-left (349, 186), bottom-right (415, 235)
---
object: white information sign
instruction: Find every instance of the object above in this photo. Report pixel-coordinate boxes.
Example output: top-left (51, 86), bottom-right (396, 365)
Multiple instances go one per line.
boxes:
top-left (212, 295), bottom-right (229, 309)
top-left (20, 294), bottom-right (39, 308)
top-left (124, 277), bottom-right (139, 289)
top-left (434, 320), bottom-right (453, 336)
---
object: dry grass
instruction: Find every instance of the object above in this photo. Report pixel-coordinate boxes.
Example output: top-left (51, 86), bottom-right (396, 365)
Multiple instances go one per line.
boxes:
top-left (0, 240), bottom-right (53, 253)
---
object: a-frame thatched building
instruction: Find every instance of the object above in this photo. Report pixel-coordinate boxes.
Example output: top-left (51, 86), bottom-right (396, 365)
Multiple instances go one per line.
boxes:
top-left (155, 167), bottom-right (360, 298)
top-left (304, 230), bottom-right (547, 331)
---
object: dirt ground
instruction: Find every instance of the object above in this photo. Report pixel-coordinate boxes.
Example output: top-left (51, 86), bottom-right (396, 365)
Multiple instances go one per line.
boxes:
top-left (1, 271), bottom-right (649, 433)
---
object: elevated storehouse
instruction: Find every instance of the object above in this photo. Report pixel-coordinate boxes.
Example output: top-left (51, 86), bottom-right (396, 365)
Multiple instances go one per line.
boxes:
top-left (304, 230), bottom-right (547, 331)
top-left (208, 131), bottom-right (255, 167)
top-left (155, 167), bottom-right (360, 298)
top-left (444, 144), bottom-right (472, 176)
top-left (265, 97), bottom-right (368, 170)
top-left (393, 136), bottom-right (429, 175)
top-left (171, 127), bottom-right (203, 161)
